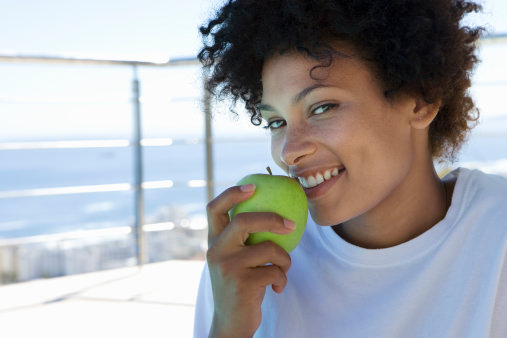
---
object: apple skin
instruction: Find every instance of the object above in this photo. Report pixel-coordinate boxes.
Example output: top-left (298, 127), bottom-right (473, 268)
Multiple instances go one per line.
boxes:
top-left (229, 173), bottom-right (308, 253)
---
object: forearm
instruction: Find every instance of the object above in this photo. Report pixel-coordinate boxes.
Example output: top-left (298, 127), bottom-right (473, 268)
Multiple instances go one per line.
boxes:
top-left (209, 313), bottom-right (254, 338)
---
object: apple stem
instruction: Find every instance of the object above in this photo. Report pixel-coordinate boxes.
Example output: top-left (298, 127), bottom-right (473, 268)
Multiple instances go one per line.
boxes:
top-left (266, 166), bottom-right (273, 175)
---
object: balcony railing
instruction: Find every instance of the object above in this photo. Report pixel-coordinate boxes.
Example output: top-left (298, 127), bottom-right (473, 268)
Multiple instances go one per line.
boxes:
top-left (0, 54), bottom-right (212, 283)
top-left (1, 33), bottom-right (506, 284)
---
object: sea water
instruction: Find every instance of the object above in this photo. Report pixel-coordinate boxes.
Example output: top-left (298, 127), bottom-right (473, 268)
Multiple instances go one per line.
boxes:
top-left (0, 140), bottom-right (275, 238)
top-left (0, 136), bottom-right (506, 239)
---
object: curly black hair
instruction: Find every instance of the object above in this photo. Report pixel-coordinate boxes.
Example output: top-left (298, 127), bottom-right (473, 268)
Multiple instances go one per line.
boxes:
top-left (198, 0), bottom-right (485, 161)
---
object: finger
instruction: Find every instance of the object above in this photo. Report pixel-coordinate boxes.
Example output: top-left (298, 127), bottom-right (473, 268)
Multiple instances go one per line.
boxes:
top-left (235, 241), bottom-right (292, 275)
top-left (206, 184), bottom-right (256, 242)
top-left (218, 212), bottom-right (296, 250)
top-left (248, 265), bottom-right (288, 294)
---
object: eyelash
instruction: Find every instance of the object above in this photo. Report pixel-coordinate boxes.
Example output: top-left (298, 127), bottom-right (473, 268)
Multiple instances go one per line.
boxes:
top-left (263, 103), bottom-right (339, 130)
top-left (263, 119), bottom-right (285, 130)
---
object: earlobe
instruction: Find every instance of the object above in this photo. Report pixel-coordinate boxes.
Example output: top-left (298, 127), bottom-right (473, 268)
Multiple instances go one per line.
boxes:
top-left (409, 98), bottom-right (441, 130)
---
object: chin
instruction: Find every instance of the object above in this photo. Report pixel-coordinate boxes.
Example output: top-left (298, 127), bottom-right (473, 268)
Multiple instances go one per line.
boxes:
top-left (309, 209), bottom-right (344, 226)
top-left (309, 198), bottom-right (366, 226)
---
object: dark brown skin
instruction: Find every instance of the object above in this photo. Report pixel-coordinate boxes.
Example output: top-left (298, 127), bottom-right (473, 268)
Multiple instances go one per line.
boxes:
top-left (206, 183), bottom-right (295, 338)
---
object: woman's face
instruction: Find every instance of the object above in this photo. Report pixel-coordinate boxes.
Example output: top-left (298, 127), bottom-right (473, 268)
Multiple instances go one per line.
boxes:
top-left (260, 49), bottom-right (419, 226)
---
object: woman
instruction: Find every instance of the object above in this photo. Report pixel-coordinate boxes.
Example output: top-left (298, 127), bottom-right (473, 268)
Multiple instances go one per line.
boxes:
top-left (194, 1), bottom-right (507, 337)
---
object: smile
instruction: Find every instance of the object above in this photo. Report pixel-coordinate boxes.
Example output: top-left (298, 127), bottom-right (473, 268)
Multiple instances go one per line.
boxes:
top-left (297, 167), bottom-right (346, 188)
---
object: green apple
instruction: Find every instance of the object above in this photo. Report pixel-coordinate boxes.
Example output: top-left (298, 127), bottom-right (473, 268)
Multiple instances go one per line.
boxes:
top-left (229, 168), bottom-right (308, 253)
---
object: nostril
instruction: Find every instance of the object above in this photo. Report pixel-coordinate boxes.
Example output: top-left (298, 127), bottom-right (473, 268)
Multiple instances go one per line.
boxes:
top-left (281, 146), bottom-right (313, 166)
top-left (281, 148), bottom-right (298, 166)
top-left (292, 154), bottom-right (305, 165)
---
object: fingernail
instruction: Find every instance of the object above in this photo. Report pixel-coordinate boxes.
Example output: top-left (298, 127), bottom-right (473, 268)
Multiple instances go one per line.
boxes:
top-left (240, 184), bottom-right (256, 192)
top-left (283, 219), bottom-right (296, 230)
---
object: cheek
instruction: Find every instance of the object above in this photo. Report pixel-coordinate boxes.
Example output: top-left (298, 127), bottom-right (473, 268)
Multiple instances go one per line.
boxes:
top-left (349, 129), bottom-right (413, 192)
top-left (270, 137), bottom-right (288, 173)
top-left (348, 108), bottom-right (411, 165)
top-left (346, 123), bottom-right (414, 204)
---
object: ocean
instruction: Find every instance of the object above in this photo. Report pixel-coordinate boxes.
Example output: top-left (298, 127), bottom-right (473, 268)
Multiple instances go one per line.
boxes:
top-left (1, 135), bottom-right (506, 239)
top-left (0, 139), bottom-right (276, 238)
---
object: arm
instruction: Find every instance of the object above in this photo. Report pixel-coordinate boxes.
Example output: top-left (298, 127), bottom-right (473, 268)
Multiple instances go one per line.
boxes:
top-left (204, 184), bottom-right (293, 338)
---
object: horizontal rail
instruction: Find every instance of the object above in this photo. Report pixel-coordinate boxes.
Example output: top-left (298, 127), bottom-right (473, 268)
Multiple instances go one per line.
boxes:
top-left (0, 139), bottom-right (131, 150)
top-left (0, 54), bottom-right (199, 67)
top-left (0, 139), bottom-right (171, 150)
top-left (0, 178), bottom-right (245, 199)
top-left (0, 183), bottom-right (132, 198)
top-left (0, 221), bottom-right (196, 247)
top-left (0, 95), bottom-right (200, 105)
top-left (0, 137), bottom-right (271, 150)
top-left (0, 179), bottom-right (210, 199)
top-left (0, 226), bottom-right (132, 246)
top-left (0, 33), bottom-right (505, 67)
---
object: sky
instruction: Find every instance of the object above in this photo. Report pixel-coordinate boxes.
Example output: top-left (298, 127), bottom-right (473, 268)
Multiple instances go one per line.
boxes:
top-left (0, 0), bottom-right (506, 141)
top-left (0, 0), bottom-right (219, 59)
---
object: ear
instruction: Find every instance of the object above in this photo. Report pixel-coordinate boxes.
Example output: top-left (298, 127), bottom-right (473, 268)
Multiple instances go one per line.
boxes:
top-left (409, 97), bottom-right (441, 130)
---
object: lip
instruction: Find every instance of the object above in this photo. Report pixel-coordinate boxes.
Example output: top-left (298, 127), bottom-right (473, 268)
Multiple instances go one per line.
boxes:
top-left (301, 168), bottom-right (346, 200)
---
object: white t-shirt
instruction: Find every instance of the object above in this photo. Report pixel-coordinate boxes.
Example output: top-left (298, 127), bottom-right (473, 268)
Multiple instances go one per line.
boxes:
top-left (193, 168), bottom-right (507, 338)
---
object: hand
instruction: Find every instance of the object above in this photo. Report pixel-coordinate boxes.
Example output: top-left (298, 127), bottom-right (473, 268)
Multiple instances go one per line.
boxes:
top-left (206, 184), bottom-right (294, 338)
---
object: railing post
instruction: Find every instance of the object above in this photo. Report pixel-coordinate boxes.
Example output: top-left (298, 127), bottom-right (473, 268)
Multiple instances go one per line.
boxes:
top-left (203, 77), bottom-right (214, 202)
top-left (132, 65), bottom-right (146, 266)
top-left (0, 247), bottom-right (3, 285)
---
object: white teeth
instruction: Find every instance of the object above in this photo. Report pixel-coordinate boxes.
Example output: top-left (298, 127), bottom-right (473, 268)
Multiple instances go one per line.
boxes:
top-left (315, 173), bottom-right (324, 185)
top-left (298, 167), bottom-right (344, 188)
top-left (324, 169), bottom-right (331, 180)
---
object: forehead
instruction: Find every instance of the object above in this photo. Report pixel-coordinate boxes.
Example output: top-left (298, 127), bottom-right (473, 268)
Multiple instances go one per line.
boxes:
top-left (260, 49), bottom-right (380, 103)
top-left (261, 52), bottom-right (317, 90)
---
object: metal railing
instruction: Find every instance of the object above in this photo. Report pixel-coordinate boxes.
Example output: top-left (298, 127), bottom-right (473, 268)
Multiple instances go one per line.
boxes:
top-left (0, 32), bottom-right (506, 283)
top-left (0, 54), bottom-right (209, 272)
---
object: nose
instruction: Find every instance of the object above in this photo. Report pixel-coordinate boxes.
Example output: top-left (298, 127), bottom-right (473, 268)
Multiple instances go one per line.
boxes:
top-left (279, 125), bottom-right (316, 166)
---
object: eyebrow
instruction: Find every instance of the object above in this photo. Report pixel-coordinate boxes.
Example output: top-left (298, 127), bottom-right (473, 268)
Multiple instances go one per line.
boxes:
top-left (259, 83), bottom-right (330, 112)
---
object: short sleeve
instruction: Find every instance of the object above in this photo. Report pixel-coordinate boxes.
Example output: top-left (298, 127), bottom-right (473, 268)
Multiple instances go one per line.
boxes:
top-left (193, 262), bottom-right (214, 338)
top-left (491, 252), bottom-right (507, 338)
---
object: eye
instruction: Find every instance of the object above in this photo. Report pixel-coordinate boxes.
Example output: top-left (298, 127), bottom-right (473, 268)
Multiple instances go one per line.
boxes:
top-left (263, 119), bottom-right (286, 130)
top-left (312, 103), bottom-right (338, 115)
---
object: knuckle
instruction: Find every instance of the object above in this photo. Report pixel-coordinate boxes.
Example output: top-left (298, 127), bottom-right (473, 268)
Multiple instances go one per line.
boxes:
top-left (278, 267), bottom-right (287, 282)
top-left (269, 266), bottom-right (285, 281)
top-left (286, 253), bottom-right (292, 267)
top-left (262, 242), bottom-right (291, 269)
top-left (263, 241), bottom-right (280, 256)
top-left (206, 246), bottom-right (218, 263)
top-left (268, 212), bottom-right (283, 225)
top-left (232, 213), bottom-right (249, 229)
top-left (206, 199), bottom-right (218, 214)
top-left (261, 241), bottom-right (283, 256)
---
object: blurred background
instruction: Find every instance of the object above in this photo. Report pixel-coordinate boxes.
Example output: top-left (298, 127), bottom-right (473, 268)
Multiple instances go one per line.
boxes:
top-left (0, 0), bottom-right (506, 337)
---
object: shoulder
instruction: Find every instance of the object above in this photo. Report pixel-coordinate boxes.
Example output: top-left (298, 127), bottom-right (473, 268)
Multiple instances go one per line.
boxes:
top-left (442, 168), bottom-right (507, 236)
top-left (448, 168), bottom-right (507, 238)
top-left (470, 167), bottom-right (507, 187)
top-left (453, 167), bottom-right (507, 203)
top-left (443, 169), bottom-right (507, 272)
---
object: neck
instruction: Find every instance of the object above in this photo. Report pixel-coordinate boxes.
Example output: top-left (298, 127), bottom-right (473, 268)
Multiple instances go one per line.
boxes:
top-left (333, 157), bottom-right (449, 249)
